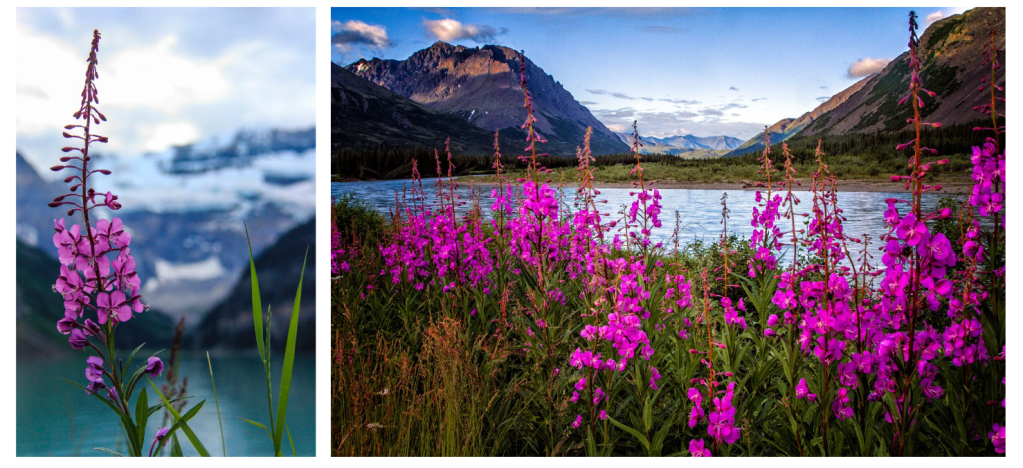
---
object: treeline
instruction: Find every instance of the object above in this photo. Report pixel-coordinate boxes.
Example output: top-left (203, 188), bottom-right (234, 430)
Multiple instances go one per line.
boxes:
top-left (331, 146), bottom-right (682, 180)
top-left (332, 119), bottom-right (1003, 181)
top-left (733, 118), bottom-right (1004, 163)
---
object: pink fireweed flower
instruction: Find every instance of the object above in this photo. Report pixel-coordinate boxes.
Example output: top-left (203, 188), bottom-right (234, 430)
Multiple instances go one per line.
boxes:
top-left (689, 439), bottom-right (712, 457)
top-left (574, 377), bottom-right (587, 391)
top-left (989, 423), bottom-right (1005, 454)
top-left (649, 366), bottom-right (661, 389)
top-left (796, 378), bottom-right (809, 399)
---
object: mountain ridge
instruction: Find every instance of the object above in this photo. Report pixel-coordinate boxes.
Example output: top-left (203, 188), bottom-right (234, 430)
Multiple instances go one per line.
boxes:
top-left (332, 62), bottom-right (522, 155)
top-left (799, 7), bottom-right (1005, 137)
top-left (726, 76), bottom-right (870, 156)
top-left (729, 7), bottom-right (1004, 156)
top-left (345, 41), bottom-right (629, 155)
top-left (614, 132), bottom-right (742, 155)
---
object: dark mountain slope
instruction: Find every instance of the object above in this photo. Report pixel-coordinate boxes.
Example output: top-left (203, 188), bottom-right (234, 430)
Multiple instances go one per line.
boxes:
top-left (192, 218), bottom-right (315, 352)
top-left (346, 42), bottom-right (629, 155)
top-left (800, 7), bottom-right (1005, 136)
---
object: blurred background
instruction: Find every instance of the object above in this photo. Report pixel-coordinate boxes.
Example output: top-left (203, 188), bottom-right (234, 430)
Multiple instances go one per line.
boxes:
top-left (16, 7), bottom-right (316, 456)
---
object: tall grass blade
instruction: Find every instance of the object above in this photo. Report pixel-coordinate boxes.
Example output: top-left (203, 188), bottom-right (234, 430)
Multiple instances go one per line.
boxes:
top-left (245, 223), bottom-right (266, 361)
top-left (286, 423), bottom-right (298, 457)
top-left (273, 246), bottom-right (309, 456)
top-left (207, 352), bottom-right (226, 457)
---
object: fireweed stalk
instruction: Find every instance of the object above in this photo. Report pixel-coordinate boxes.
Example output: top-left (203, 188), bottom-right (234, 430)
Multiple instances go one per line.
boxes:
top-left (49, 30), bottom-right (188, 457)
top-left (749, 127), bottom-right (783, 279)
top-left (883, 12), bottom-right (958, 455)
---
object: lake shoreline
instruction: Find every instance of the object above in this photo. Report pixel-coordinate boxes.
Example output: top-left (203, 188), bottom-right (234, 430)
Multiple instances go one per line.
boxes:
top-left (451, 177), bottom-right (974, 194)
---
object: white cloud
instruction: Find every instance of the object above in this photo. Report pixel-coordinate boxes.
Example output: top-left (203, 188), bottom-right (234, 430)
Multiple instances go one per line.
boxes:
top-left (331, 20), bottom-right (391, 52)
top-left (140, 121), bottom-right (200, 152)
top-left (923, 8), bottom-right (968, 28)
top-left (847, 57), bottom-right (892, 78)
top-left (423, 18), bottom-right (504, 43)
top-left (591, 107), bottom-right (765, 140)
top-left (104, 35), bottom-right (232, 114)
top-left (16, 8), bottom-right (315, 177)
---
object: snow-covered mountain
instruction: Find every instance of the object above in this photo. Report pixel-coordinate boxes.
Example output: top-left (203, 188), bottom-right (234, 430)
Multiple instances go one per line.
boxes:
top-left (16, 127), bottom-right (315, 320)
top-left (614, 132), bottom-right (742, 155)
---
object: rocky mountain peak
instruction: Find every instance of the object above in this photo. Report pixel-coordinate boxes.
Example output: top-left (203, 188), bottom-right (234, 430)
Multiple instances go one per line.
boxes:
top-left (345, 42), bottom-right (628, 155)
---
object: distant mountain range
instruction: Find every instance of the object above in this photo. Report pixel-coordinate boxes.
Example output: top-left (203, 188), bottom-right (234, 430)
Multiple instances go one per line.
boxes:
top-left (16, 126), bottom-right (314, 323)
top-left (615, 132), bottom-right (742, 155)
top-left (332, 8), bottom-right (1003, 164)
top-left (729, 7), bottom-right (1005, 156)
top-left (163, 128), bottom-right (314, 175)
top-left (192, 218), bottom-right (315, 352)
top-left (341, 41), bottom-right (629, 155)
top-left (726, 77), bottom-right (870, 156)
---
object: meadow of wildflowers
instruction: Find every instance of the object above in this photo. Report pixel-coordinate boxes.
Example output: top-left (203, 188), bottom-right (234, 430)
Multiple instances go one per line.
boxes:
top-left (332, 12), bottom-right (1005, 457)
top-left (43, 29), bottom-right (310, 458)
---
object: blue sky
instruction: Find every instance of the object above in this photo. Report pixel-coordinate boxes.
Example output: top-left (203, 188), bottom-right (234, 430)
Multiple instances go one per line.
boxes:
top-left (332, 7), bottom-right (968, 140)
top-left (17, 8), bottom-right (315, 173)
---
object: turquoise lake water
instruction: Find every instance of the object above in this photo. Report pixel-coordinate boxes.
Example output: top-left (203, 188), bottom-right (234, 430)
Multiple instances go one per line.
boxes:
top-left (17, 352), bottom-right (315, 457)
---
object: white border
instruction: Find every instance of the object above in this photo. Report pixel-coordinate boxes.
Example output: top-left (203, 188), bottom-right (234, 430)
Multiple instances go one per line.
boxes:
top-left (3, 1), bottom-right (1018, 464)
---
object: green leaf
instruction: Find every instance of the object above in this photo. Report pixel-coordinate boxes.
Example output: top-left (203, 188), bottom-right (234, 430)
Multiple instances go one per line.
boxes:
top-left (652, 419), bottom-right (674, 456)
top-left (94, 447), bottom-right (124, 457)
top-left (61, 378), bottom-right (120, 415)
top-left (606, 415), bottom-right (650, 453)
top-left (135, 387), bottom-right (149, 451)
top-left (585, 425), bottom-right (597, 457)
top-left (642, 389), bottom-right (663, 432)
top-left (273, 246), bottom-right (309, 456)
top-left (286, 422), bottom-right (298, 457)
top-left (149, 379), bottom-right (210, 457)
top-left (245, 223), bottom-right (266, 361)
top-left (146, 396), bottom-right (191, 418)
top-left (121, 343), bottom-right (147, 379)
top-left (241, 418), bottom-right (273, 438)
top-left (124, 363), bottom-right (152, 405)
top-left (170, 434), bottom-right (183, 457)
